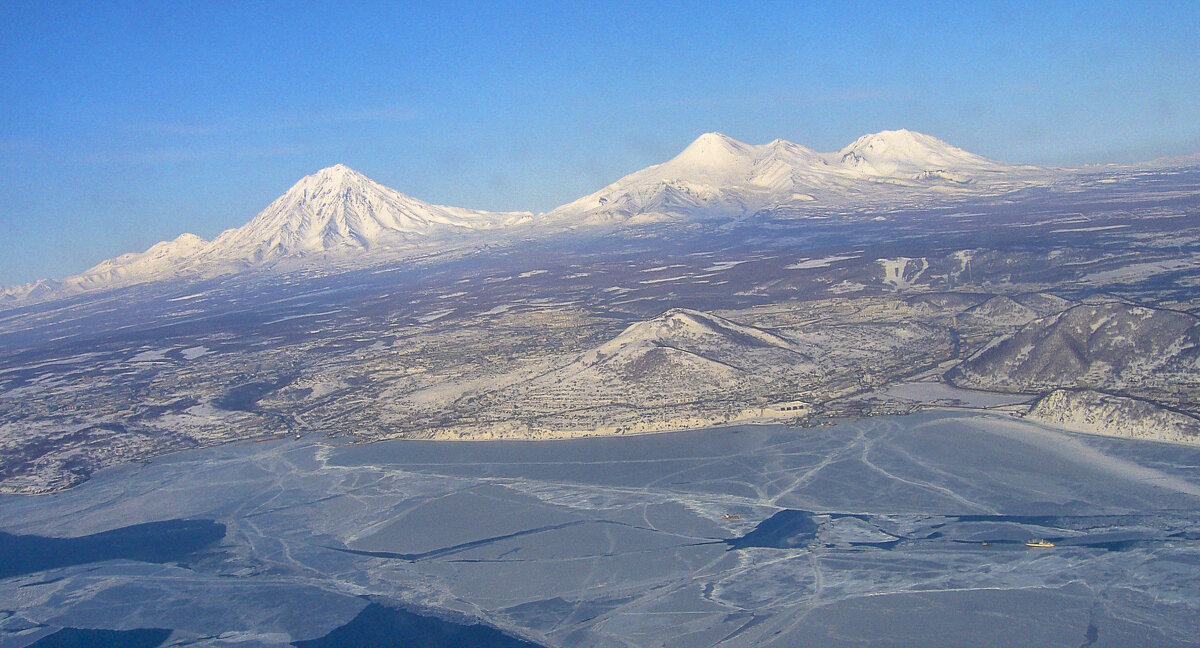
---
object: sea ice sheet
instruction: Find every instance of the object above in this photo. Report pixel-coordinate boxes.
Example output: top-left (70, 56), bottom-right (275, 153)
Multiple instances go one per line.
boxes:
top-left (1, 411), bottom-right (1199, 647)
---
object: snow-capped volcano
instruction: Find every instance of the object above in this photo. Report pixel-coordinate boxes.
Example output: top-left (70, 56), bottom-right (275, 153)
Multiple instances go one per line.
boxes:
top-left (3, 164), bottom-right (533, 301)
top-left (542, 133), bottom-right (828, 225)
top-left (837, 129), bottom-right (1004, 179)
top-left (542, 129), bottom-right (1024, 225)
top-left (659, 132), bottom-right (823, 185)
top-left (193, 164), bottom-right (531, 265)
top-left (0, 278), bottom-right (64, 305)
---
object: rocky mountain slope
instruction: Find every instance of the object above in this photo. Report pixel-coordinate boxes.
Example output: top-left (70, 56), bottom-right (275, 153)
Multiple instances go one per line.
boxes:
top-left (956, 293), bottom-right (1073, 327)
top-left (364, 305), bottom-right (955, 440)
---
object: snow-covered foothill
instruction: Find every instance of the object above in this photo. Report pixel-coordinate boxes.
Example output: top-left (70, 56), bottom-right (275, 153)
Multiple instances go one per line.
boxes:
top-left (1028, 389), bottom-right (1200, 445)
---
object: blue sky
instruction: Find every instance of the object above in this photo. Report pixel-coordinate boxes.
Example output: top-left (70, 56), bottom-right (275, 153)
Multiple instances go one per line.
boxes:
top-left (1, 0), bottom-right (1198, 285)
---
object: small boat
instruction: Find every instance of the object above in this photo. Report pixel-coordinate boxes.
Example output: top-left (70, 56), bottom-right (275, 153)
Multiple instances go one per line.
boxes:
top-left (722, 514), bottom-right (742, 521)
top-left (1025, 539), bottom-right (1055, 548)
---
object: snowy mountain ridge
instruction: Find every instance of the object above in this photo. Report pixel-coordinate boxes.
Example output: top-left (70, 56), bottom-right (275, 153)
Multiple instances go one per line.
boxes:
top-left (72, 233), bottom-right (210, 290)
top-left (4, 129), bottom-right (1055, 304)
top-left (541, 129), bottom-right (1027, 225)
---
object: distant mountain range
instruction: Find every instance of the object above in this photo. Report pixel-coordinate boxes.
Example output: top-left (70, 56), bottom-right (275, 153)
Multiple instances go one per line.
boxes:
top-left (0, 129), bottom-right (1130, 305)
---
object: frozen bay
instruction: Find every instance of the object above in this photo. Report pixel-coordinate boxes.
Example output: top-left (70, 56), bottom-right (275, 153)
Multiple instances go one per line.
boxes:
top-left (2, 411), bottom-right (1200, 647)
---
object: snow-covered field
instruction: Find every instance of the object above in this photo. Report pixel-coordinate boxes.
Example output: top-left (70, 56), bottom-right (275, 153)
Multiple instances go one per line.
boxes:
top-left (2, 411), bottom-right (1199, 647)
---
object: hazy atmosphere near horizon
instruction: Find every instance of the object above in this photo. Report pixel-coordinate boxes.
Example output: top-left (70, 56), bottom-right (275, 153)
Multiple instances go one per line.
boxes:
top-left (4, 3), bottom-right (1200, 648)
top-left (1, 0), bottom-right (1199, 285)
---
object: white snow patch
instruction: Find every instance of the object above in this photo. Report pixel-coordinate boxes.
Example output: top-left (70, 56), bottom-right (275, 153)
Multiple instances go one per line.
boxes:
top-left (639, 275), bottom-right (689, 285)
top-left (786, 254), bottom-right (860, 270)
top-left (129, 348), bottom-right (172, 363)
top-left (1050, 224), bottom-right (1130, 233)
top-left (704, 261), bottom-right (746, 272)
top-left (642, 265), bottom-right (686, 273)
top-left (1081, 257), bottom-right (1200, 285)
top-left (416, 308), bottom-right (454, 323)
top-left (180, 346), bottom-right (211, 360)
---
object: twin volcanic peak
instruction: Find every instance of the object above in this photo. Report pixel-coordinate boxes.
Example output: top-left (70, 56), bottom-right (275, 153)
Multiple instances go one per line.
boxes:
top-left (540, 129), bottom-right (1020, 225)
top-left (6, 130), bottom-right (1028, 302)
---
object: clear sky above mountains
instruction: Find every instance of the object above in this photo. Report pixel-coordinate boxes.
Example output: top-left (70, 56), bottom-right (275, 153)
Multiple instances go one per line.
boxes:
top-left (1, 0), bottom-right (1198, 285)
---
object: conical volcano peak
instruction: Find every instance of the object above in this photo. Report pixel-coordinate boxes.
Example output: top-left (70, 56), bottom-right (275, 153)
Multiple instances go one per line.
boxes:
top-left (688, 131), bottom-right (744, 148)
top-left (192, 164), bottom-right (530, 264)
top-left (173, 232), bottom-right (207, 246)
top-left (274, 164), bottom-right (403, 210)
top-left (315, 163), bottom-right (357, 176)
top-left (297, 164), bottom-right (375, 190)
top-left (671, 132), bottom-right (755, 168)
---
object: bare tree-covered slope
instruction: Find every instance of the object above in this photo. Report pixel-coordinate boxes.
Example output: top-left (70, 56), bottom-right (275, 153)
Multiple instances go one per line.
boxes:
top-left (946, 302), bottom-right (1200, 398)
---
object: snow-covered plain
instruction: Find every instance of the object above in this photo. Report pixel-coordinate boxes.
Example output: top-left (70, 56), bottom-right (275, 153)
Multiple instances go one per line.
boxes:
top-left (2, 411), bottom-right (1199, 647)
